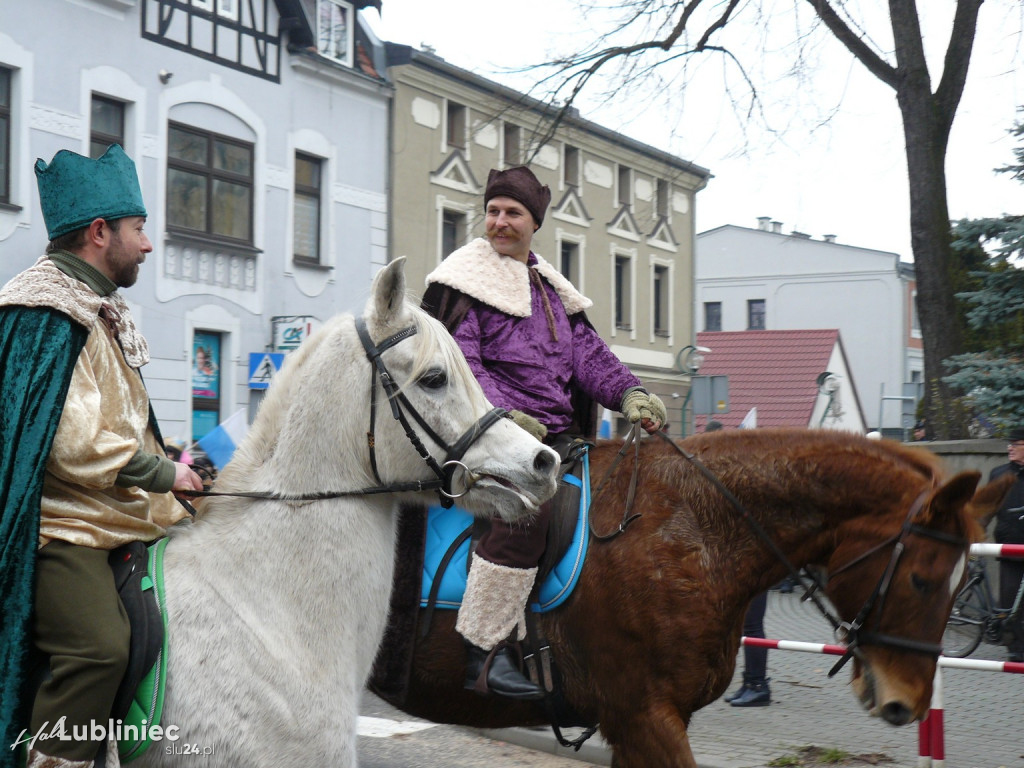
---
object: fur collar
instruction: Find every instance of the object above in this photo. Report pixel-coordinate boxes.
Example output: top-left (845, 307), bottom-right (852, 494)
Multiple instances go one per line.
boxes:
top-left (0, 256), bottom-right (150, 367)
top-left (426, 238), bottom-right (593, 318)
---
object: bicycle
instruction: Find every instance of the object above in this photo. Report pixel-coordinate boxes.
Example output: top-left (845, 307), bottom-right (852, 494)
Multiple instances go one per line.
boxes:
top-left (942, 555), bottom-right (1024, 658)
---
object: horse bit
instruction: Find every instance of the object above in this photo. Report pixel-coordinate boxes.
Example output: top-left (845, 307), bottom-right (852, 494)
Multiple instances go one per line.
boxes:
top-left (180, 317), bottom-right (509, 508)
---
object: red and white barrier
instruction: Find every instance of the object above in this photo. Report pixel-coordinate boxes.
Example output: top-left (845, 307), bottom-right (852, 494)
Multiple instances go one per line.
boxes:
top-left (743, 543), bottom-right (1024, 768)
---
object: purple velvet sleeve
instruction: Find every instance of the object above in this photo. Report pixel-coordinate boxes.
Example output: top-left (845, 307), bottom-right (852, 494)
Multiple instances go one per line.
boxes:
top-left (451, 306), bottom-right (510, 409)
top-left (570, 315), bottom-right (643, 411)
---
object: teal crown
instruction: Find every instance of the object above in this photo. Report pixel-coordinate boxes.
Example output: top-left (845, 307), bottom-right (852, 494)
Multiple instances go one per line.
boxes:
top-left (35, 144), bottom-right (147, 240)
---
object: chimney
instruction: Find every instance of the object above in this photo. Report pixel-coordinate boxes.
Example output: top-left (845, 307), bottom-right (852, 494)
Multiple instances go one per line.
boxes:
top-left (757, 216), bottom-right (771, 231)
top-left (823, 234), bottom-right (837, 243)
top-left (771, 220), bottom-right (783, 234)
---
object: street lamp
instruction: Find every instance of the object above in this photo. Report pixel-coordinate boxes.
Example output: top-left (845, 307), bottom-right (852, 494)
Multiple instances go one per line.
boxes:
top-left (675, 345), bottom-right (711, 436)
top-left (675, 345), bottom-right (709, 375)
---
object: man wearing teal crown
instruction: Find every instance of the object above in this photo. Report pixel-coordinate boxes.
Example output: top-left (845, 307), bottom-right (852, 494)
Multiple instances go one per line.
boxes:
top-left (0, 145), bottom-right (203, 768)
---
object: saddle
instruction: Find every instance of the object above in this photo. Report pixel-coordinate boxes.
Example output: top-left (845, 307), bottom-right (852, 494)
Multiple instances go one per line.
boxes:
top-left (370, 439), bottom-right (594, 718)
top-left (107, 540), bottom-right (164, 724)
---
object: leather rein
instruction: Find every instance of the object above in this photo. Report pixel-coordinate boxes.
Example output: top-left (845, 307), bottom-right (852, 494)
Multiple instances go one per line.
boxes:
top-left (594, 428), bottom-right (966, 669)
top-left (180, 318), bottom-right (509, 508)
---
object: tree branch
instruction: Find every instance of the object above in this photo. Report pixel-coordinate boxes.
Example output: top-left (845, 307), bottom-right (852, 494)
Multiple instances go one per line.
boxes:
top-left (805, 0), bottom-right (899, 89)
top-left (933, 0), bottom-right (985, 136)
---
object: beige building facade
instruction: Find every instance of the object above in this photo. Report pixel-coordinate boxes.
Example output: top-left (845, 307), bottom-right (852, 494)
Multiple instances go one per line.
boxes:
top-left (385, 44), bottom-right (711, 436)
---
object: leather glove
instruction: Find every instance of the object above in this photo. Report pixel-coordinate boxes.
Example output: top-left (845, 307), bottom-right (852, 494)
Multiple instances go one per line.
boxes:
top-left (620, 388), bottom-right (667, 433)
top-left (508, 409), bottom-right (548, 442)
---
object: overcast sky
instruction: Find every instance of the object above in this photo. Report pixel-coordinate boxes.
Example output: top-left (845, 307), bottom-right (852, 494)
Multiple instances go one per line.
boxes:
top-left (366, 1), bottom-right (1023, 260)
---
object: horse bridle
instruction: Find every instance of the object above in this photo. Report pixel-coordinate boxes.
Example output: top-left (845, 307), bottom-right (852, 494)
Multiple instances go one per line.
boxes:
top-left (355, 318), bottom-right (509, 509)
top-left (180, 318), bottom-right (509, 508)
top-left (822, 488), bottom-right (967, 675)
top-left (649, 431), bottom-right (967, 672)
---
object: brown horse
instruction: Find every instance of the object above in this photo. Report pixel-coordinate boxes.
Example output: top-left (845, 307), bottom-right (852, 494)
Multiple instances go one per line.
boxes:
top-left (380, 428), bottom-right (1010, 768)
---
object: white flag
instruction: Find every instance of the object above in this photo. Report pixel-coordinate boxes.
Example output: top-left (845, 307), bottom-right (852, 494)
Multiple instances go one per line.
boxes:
top-left (738, 407), bottom-right (757, 429)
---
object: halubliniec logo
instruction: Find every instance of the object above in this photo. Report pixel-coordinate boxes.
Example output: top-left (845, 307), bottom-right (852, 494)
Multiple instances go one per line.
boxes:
top-left (11, 717), bottom-right (193, 753)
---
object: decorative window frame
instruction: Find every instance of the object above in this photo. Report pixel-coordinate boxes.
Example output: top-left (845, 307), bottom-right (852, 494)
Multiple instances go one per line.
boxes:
top-left (442, 98), bottom-right (469, 158)
top-left (0, 33), bottom-right (32, 239)
top-left (502, 121), bottom-right (521, 167)
top-left (555, 229), bottom-right (586, 294)
top-left (315, 0), bottom-right (355, 69)
top-left (434, 194), bottom-right (475, 268)
top-left (611, 246), bottom-right (637, 340)
top-left (562, 143), bottom-right (581, 191)
top-left (649, 255), bottom-right (674, 345)
top-left (192, 0), bottom-right (239, 19)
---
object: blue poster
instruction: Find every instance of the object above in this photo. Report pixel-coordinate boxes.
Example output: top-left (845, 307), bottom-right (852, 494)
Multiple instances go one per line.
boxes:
top-left (192, 331), bottom-right (221, 400)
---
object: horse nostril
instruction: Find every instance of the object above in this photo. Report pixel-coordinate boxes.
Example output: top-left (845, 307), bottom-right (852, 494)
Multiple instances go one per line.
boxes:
top-left (534, 448), bottom-right (557, 475)
top-left (880, 701), bottom-right (913, 726)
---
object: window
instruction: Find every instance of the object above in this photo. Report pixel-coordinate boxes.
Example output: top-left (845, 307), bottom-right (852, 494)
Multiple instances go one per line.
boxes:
top-left (655, 179), bottom-right (669, 218)
top-left (192, 0), bottom-right (238, 18)
top-left (446, 101), bottom-right (466, 150)
top-left (90, 95), bottom-right (125, 159)
top-left (167, 122), bottom-right (254, 243)
top-left (441, 209), bottom-right (466, 258)
top-left (653, 265), bottom-right (669, 336)
top-left (503, 123), bottom-right (520, 166)
top-left (748, 299), bottom-right (766, 330)
top-left (0, 68), bottom-right (10, 204)
top-left (563, 144), bottom-right (580, 188)
top-left (317, 0), bottom-right (354, 66)
top-left (560, 240), bottom-right (579, 284)
top-left (614, 254), bottom-right (632, 330)
top-left (293, 153), bottom-right (322, 264)
top-left (617, 164), bottom-right (632, 208)
top-left (192, 330), bottom-right (223, 441)
top-left (911, 290), bottom-right (921, 338)
top-left (704, 301), bottom-right (722, 332)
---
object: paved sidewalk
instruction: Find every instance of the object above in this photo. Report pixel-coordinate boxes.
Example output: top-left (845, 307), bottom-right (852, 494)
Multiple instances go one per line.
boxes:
top-left (481, 590), bottom-right (1024, 768)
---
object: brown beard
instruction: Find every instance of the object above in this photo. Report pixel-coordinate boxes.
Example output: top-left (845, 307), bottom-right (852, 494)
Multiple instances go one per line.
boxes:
top-left (107, 226), bottom-right (141, 288)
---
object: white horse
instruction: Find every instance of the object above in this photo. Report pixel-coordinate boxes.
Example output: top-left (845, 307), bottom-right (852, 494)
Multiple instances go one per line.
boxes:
top-left (130, 258), bottom-right (559, 768)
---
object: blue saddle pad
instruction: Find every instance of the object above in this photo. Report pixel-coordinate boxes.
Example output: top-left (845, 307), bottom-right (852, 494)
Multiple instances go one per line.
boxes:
top-left (421, 452), bottom-right (590, 613)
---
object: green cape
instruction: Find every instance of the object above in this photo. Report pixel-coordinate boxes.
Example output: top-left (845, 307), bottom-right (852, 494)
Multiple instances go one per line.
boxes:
top-left (0, 306), bottom-right (87, 766)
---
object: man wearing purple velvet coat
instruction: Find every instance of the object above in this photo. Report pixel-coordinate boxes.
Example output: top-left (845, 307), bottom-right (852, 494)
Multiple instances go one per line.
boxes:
top-left (422, 165), bottom-right (666, 700)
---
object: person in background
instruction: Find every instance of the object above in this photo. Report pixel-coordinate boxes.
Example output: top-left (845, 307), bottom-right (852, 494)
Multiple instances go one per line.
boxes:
top-left (990, 427), bottom-right (1024, 662)
top-left (422, 165), bottom-right (666, 700)
top-left (913, 420), bottom-right (928, 441)
top-left (725, 590), bottom-right (772, 707)
top-left (708, 418), bottom-right (772, 706)
top-left (0, 145), bottom-right (203, 767)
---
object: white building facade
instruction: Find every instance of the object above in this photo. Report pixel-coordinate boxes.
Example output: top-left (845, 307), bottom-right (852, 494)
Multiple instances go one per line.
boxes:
top-left (0, 0), bottom-right (390, 443)
top-left (696, 218), bottom-right (922, 434)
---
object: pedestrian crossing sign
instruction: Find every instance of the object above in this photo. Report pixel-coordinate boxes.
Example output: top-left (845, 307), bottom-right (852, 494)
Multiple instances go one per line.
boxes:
top-left (248, 352), bottom-right (284, 390)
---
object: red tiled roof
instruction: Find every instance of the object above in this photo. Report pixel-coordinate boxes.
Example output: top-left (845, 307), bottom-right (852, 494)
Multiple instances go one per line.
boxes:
top-left (693, 330), bottom-right (840, 430)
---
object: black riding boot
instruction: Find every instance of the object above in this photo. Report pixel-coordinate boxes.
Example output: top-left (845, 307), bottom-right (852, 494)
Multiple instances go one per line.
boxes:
top-left (729, 677), bottom-right (771, 707)
top-left (465, 643), bottom-right (544, 700)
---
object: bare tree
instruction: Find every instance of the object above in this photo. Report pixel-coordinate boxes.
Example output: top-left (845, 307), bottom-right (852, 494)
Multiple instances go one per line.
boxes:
top-left (531, 0), bottom-right (1016, 438)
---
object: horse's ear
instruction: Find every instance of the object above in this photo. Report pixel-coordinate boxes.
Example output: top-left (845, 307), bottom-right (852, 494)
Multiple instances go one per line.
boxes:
top-left (964, 470), bottom-right (1015, 528)
top-left (370, 257), bottom-right (408, 327)
top-left (917, 471), bottom-right (980, 526)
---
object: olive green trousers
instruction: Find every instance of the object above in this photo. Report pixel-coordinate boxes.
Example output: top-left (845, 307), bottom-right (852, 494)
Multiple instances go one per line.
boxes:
top-left (30, 540), bottom-right (130, 761)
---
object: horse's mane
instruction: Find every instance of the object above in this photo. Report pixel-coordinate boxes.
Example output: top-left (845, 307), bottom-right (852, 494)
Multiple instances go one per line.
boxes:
top-left (205, 299), bottom-right (487, 505)
top-left (647, 428), bottom-right (976, 538)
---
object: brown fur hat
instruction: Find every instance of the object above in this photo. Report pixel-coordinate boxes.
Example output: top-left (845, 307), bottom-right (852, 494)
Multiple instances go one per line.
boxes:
top-left (484, 166), bottom-right (552, 229)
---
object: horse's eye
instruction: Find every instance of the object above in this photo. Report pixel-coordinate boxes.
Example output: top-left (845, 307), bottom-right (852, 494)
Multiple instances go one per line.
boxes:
top-left (418, 368), bottom-right (447, 390)
top-left (910, 573), bottom-right (932, 594)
